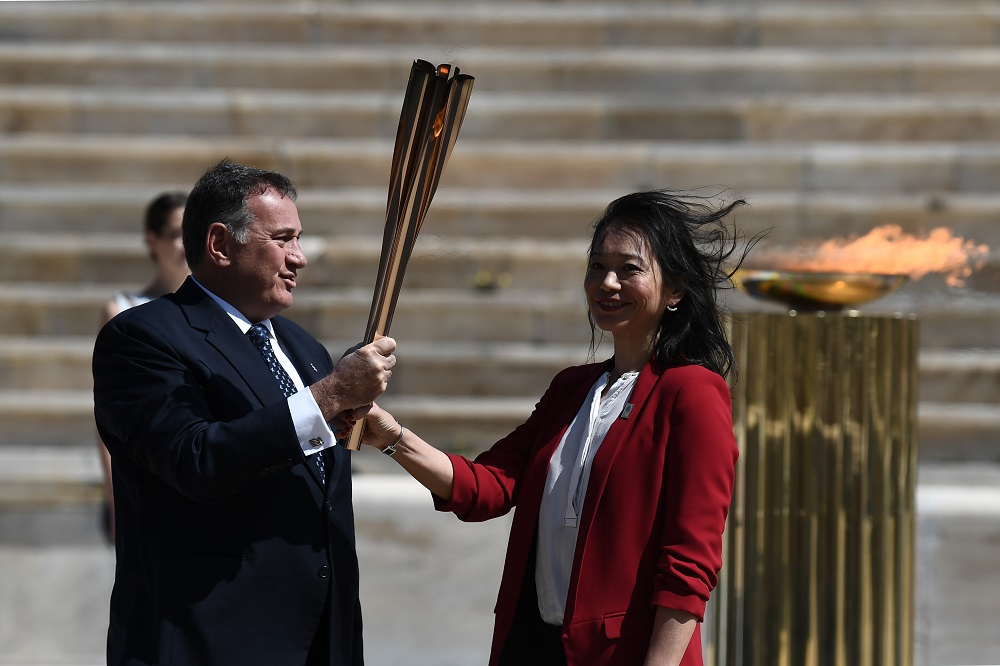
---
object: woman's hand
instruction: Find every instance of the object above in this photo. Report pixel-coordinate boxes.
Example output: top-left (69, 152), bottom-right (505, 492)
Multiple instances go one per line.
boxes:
top-left (360, 402), bottom-right (401, 450)
top-left (329, 405), bottom-right (371, 440)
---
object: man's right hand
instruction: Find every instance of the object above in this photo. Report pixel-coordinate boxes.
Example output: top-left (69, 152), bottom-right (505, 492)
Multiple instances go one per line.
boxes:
top-left (310, 337), bottom-right (396, 421)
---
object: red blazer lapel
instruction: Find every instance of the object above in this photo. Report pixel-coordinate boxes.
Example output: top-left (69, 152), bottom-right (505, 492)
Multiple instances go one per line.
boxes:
top-left (563, 361), bottom-right (662, 620)
top-left (513, 361), bottom-right (612, 528)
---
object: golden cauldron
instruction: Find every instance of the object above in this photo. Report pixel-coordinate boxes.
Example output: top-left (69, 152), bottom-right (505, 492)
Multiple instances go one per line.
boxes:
top-left (735, 269), bottom-right (908, 310)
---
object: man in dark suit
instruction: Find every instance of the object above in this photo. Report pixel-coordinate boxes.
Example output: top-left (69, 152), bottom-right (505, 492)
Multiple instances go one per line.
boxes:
top-left (93, 159), bottom-right (396, 666)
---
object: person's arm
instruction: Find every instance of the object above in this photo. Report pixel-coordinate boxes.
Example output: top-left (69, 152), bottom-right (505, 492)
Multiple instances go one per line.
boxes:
top-left (361, 403), bottom-right (455, 500)
top-left (650, 369), bottom-right (739, 644)
top-left (96, 298), bottom-right (123, 540)
top-left (643, 607), bottom-right (697, 666)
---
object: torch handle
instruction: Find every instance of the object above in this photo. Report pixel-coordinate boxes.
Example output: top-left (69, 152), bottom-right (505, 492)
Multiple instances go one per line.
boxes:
top-left (344, 416), bottom-right (367, 452)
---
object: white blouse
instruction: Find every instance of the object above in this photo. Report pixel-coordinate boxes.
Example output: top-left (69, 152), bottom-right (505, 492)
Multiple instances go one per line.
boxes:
top-left (534, 369), bottom-right (640, 625)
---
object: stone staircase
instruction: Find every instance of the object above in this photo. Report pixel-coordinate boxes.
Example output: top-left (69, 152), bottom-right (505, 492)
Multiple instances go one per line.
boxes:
top-left (4, 2), bottom-right (1000, 664)
top-left (3, 1), bottom-right (1000, 499)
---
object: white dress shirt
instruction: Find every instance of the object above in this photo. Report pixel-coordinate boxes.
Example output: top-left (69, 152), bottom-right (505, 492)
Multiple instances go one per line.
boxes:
top-left (192, 278), bottom-right (335, 457)
top-left (534, 369), bottom-right (640, 625)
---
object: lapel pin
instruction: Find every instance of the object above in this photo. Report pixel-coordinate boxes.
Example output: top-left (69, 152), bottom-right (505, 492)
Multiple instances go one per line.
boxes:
top-left (620, 403), bottom-right (634, 419)
top-left (310, 363), bottom-right (318, 373)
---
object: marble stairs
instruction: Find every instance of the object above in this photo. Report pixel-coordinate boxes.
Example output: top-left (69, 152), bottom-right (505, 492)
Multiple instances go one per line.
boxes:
top-left (5, 2), bottom-right (1000, 664)
top-left (1, 0), bottom-right (999, 484)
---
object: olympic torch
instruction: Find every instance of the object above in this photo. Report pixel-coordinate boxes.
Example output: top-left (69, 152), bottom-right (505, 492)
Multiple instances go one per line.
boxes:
top-left (343, 59), bottom-right (474, 451)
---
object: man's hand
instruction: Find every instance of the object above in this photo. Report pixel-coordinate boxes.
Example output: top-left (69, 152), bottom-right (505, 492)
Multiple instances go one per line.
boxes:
top-left (310, 337), bottom-right (396, 421)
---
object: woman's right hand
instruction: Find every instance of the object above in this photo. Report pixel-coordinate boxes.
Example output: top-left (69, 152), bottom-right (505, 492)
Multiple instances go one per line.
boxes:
top-left (361, 403), bottom-right (401, 450)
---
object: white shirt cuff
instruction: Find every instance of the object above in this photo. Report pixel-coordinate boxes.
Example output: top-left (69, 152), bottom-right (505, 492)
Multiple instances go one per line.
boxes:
top-left (288, 389), bottom-right (336, 456)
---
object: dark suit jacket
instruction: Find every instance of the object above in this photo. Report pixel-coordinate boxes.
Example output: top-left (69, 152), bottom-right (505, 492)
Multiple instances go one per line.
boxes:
top-left (93, 277), bottom-right (362, 666)
top-left (436, 360), bottom-right (738, 666)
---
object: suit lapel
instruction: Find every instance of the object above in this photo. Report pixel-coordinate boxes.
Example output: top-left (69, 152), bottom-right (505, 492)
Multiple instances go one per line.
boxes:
top-left (575, 361), bottom-right (660, 531)
top-left (513, 361), bottom-right (612, 530)
top-left (271, 318), bottom-right (329, 387)
top-left (176, 278), bottom-right (330, 494)
top-left (177, 278), bottom-right (282, 407)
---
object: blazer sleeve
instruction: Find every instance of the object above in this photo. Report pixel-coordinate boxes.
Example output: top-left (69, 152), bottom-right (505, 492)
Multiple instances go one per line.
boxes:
top-left (434, 368), bottom-right (575, 522)
top-left (93, 313), bottom-right (305, 505)
top-left (651, 368), bottom-right (738, 620)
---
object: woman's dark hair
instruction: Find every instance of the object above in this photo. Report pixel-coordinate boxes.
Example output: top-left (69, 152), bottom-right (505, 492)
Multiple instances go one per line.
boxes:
top-left (587, 189), bottom-right (760, 381)
top-left (144, 191), bottom-right (187, 236)
top-left (182, 158), bottom-right (297, 268)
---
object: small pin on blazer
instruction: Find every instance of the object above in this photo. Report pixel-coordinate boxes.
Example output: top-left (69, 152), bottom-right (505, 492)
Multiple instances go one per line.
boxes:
top-left (620, 403), bottom-right (634, 419)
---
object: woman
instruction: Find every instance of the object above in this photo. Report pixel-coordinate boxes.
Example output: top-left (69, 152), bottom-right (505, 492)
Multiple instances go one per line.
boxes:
top-left (361, 190), bottom-right (754, 665)
top-left (98, 191), bottom-right (189, 541)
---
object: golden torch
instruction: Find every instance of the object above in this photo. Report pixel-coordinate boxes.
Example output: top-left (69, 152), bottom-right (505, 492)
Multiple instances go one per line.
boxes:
top-left (344, 59), bottom-right (474, 451)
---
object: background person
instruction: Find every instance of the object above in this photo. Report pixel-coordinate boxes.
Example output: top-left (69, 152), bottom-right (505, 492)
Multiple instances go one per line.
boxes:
top-left (361, 190), bottom-right (752, 666)
top-left (93, 159), bottom-right (396, 666)
top-left (97, 190), bottom-right (189, 541)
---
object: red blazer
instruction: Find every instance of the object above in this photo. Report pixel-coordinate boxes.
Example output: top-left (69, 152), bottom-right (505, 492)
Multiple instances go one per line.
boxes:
top-left (436, 359), bottom-right (737, 666)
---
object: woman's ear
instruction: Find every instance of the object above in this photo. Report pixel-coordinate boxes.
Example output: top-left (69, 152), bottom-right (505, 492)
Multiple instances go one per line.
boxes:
top-left (665, 278), bottom-right (686, 308)
top-left (205, 222), bottom-right (232, 267)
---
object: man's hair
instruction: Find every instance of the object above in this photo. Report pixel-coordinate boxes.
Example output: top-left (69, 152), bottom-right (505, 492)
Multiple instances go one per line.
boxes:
top-left (182, 158), bottom-right (297, 268)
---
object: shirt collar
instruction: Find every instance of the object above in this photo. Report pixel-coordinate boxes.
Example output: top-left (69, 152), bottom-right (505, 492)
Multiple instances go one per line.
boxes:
top-left (189, 276), bottom-right (274, 338)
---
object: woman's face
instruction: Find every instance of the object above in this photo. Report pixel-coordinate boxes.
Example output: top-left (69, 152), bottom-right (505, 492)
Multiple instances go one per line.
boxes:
top-left (584, 226), bottom-right (683, 348)
top-left (146, 206), bottom-right (186, 270)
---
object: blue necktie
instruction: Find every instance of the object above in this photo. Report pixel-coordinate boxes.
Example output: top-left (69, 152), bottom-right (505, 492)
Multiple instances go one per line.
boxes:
top-left (247, 323), bottom-right (326, 484)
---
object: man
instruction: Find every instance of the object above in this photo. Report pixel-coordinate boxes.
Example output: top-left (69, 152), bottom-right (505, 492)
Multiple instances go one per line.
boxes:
top-left (93, 159), bottom-right (396, 665)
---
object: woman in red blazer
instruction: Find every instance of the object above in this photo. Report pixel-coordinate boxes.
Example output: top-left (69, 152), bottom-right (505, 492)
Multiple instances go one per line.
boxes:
top-left (361, 190), bottom-right (754, 665)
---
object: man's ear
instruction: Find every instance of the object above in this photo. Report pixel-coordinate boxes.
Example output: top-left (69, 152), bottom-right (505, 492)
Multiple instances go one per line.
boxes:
top-left (205, 222), bottom-right (232, 267)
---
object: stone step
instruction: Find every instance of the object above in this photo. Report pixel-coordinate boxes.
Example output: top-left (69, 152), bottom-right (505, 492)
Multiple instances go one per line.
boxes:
top-left (4, 44), bottom-right (1000, 95)
top-left (1, 185), bottom-right (998, 250)
top-left (919, 350), bottom-right (1000, 404)
top-left (0, 275), bottom-right (983, 336)
top-left (1, 282), bottom-right (998, 346)
top-left (4, 228), bottom-right (999, 304)
top-left (9, 88), bottom-right (1000, 143)
top-left (0, 336), bottom-right (593, 397)
top-left (2, 4), bottom-right (997, 49)
top-left (6, 334), bottom-right (1000, 411)
top-left (0, 389), bottom-right (994, 463)
top-left (0, 232), bottom-right (589, 291)
top-left (0, 445), bottom-right (103, 509)
top-left (916, 403), bottom-right (1000, 462)
top-left (0, 283), bottom-right (593, 342)
top-left (8, 135), bottom-right (1000, 194)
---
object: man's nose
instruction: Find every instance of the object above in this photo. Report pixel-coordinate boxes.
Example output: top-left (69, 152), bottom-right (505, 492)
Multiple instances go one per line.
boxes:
top-left (288, 240), bottom-right (307, 267)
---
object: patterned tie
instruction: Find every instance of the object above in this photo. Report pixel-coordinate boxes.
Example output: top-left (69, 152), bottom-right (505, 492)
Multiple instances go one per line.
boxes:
top-left (247, 323), bottom-right (326, 484)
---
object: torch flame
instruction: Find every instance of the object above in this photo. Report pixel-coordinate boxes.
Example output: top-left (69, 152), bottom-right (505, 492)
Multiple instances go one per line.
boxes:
top-left (433, 107), bottom-right (445, 138)
top-left (753, 225), bottom-right (989, 287)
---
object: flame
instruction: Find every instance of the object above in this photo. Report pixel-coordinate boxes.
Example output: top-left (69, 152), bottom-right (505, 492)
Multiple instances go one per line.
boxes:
top-left (753, 225), bottom-right (989, 287)
top-left (433, 107), bottom-right (445, 138)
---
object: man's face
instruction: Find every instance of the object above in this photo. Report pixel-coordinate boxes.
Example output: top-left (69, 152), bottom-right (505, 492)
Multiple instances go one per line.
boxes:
top-left (226, 189), bottom-right (307, 323)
